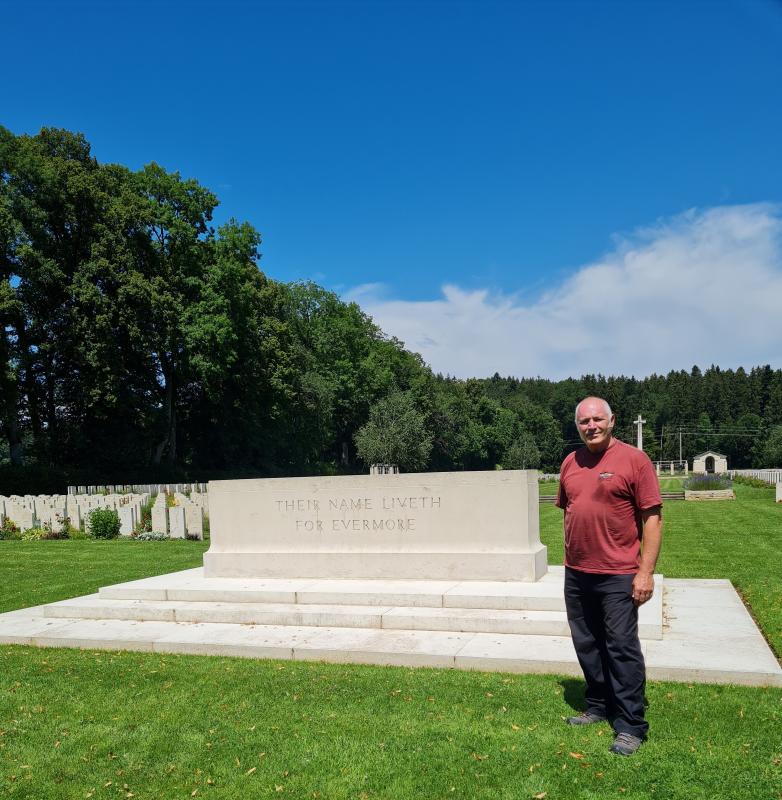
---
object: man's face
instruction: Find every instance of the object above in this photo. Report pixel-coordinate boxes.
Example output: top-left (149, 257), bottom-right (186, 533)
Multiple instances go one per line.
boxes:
top-left (576, 400), bottom-right (615, 453)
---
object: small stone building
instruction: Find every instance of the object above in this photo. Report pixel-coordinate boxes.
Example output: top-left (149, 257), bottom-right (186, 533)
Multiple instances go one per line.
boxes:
top-left (692, 451), bottom-right (728, 474)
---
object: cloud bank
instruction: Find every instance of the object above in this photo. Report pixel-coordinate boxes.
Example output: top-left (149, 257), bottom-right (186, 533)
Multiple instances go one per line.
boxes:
top-left (346, 204), bottom-right (782, 380)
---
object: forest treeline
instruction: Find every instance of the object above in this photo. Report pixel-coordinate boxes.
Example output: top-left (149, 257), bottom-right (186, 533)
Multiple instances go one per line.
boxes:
top-left (1, 126), bottom-right (781, 492)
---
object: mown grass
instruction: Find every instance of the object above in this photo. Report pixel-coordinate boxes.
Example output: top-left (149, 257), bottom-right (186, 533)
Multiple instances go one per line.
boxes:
top-left (1, 648), bottom-right (780, 800)
top-left (1, 486), bottom-right (781, 799)
top-left (0, 539), bottom-right (208, 614)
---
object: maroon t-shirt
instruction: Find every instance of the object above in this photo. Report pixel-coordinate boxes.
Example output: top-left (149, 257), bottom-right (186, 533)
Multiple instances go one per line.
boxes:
top-left (555, 439), bottom-right (662, 574)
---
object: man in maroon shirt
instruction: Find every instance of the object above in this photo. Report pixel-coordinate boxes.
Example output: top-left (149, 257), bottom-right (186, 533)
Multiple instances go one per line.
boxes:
top-left (556, 397), bottom-right (662, 756)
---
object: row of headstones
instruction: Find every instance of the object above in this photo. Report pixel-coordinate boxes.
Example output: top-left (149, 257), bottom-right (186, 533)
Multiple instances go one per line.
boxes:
top-left (729, 468), bottom-right (782, 484)
top-left (150, 492), bottom-right (207, 540)
top-left (1, 491), bottom-right (210, 536)
top-left (1, 493), bottom-right (150, 534)
top-left (67, 483), bottom-right (208, 495)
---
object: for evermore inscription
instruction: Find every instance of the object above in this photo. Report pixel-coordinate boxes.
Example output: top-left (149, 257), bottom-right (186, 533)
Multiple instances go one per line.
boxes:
top-left (275, 494), bottom-right (441, 533)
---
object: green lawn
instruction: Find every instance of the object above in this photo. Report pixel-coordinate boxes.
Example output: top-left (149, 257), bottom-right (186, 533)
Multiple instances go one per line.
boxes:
top-left (1, 488), bottom-right (781, 799)
top-left (0, 539), bottom-right (208, 614)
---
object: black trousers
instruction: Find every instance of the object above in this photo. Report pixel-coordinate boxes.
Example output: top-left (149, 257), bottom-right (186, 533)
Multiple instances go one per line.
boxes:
top-left (564, 567), bottom-right (648, 739)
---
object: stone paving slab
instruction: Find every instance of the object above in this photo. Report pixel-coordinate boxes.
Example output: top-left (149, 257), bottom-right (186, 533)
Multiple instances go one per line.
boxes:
top-left (0, 572), bottom-right (779, 686)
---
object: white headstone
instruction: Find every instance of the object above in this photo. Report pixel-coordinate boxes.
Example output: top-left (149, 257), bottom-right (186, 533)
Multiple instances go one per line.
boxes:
top-left (151, 503), bottom-right (168, 535)
top-left (184, 504), bottom-right (203, 540)
top-left (168, 506), bottom-right (186, 539)
top-left (118, 506), bottom-right (135, 536)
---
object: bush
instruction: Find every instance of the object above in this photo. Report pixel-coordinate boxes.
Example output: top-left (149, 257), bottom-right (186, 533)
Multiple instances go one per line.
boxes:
top-left (135, 531), bottom-right (169, 541)
top-left (683, 474), bottom-right (732, 491)
top-left (40, 523), bottom-right (69, 540)
top-left (68, 525), bottom-right (94, 540)
top-left (732, 475), bottom-right (773, 488)
top-left (0, 518), bottom-right (22, 540)
top-left (134, 498), bottom-right (154, 536)
top-left (21, 527), bottom-right (48, 541)
top-left (88, 508), bottom-right (121, 539)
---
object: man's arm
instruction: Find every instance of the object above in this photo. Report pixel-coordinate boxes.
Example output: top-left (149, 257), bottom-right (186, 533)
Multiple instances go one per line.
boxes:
top-left (632, 507), bottom-right (662, 606)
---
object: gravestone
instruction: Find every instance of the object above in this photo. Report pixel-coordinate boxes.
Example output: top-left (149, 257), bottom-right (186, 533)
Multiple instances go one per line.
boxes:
top-left (776, 483), bottom-right (782, 503)
top-left (205, 470), bottom-right (545, 581)
top-left (118, 506), bottom-right (135, 535)
top-left (183, 504), bottom-right (204, 539)
top-left (168, 506), bottom-right (186, 539)
top-left (151, 501), bottom-right (168, 535)
top-left (6, 504), bottom-right (34, 531)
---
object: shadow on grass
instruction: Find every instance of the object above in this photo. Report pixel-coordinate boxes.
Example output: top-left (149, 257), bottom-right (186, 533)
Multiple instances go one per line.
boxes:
top-left (559, 677), bottom-right (586, 711)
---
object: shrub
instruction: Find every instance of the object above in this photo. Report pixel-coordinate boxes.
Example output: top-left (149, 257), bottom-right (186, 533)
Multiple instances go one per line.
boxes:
top-left (22, 527), bottom-right (48, 541)
top-left (134, 498), bottom-right (154, 536)
top-left (68, 525), bottom-right (94, 540)
top-left (88, 508), bottom-right (121, 539)
top-left (0, 518), bottom-right (22, 540)
top-left (40, 523), bottom-right (69, 540)
top-left (732, 475), bottom-right (773, 488)
top-left (683, 474), bottom-right (732, 491)
top-left (135, 531), bottom-right (169, 541)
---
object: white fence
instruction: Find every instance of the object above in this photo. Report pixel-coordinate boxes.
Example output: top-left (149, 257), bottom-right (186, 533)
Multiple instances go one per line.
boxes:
top-left (728, 469), bottom-right (782, 485)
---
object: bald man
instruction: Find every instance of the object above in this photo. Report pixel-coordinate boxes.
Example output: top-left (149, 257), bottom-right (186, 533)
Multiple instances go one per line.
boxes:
top-left (556, 397), bottom-right (662, 756)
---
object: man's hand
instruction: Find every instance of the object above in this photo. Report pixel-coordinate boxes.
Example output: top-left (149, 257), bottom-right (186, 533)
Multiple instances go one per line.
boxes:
top-left (631, 571), bottom-right (655, 606)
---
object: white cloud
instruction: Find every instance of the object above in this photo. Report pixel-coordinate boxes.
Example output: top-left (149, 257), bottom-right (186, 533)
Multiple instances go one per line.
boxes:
top-left (345, 204), bottom-right (782, 380)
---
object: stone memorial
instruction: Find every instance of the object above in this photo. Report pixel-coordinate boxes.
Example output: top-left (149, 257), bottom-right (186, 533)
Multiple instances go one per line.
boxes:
top-left (205, 470), bottom-right (546, 581)
top-left (777, 482), bottom-right (782, 503)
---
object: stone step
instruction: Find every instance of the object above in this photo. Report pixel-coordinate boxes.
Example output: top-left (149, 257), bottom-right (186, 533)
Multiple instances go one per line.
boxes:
top-left (48, 591), bottom-right (663, 639)
top-left (99, 566), bottom-right (664, 638)
top-left (95, 566), bottom-right (574, 612)
top-left (44, 596), bottom-right (576, 637)
top-left (3, 590), bottom-right (781, 687)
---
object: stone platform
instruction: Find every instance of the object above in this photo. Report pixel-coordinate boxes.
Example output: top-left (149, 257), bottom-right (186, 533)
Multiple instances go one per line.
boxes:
top-left (1, 567), bottom-right (779, 687)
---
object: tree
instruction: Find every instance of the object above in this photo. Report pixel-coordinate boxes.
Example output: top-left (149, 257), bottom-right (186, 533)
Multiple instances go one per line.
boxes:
top-left (133, 162), bottom-right (218, 465)
top-left (354, 390), bottom-right (433, 471)
top-left (501, 432), bottom-right (541, 470)
top-left (762, 425), bottom-right (782, 467)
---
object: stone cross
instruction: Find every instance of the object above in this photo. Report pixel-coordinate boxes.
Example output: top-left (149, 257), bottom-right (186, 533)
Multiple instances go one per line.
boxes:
top-left (633, 415), bottom-right (647, 450)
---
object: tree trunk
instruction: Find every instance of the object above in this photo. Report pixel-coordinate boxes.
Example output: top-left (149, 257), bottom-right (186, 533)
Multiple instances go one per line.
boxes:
top-left (45, 357), bottom-right (57, 462)
top-left (4, 417), bottom-right (24, 465)
top-left (153, 357), bottom-right (177, 466)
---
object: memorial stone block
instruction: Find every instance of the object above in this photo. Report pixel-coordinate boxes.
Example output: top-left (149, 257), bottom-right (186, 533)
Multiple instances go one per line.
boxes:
top-left (205, 470), bottom-right (546, 581)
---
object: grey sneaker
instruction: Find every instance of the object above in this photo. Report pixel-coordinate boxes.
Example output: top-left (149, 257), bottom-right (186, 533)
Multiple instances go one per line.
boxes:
top-left (610, 732), bottom-right (643, 755)
top-left (565, 711), bottom-right (607, 726)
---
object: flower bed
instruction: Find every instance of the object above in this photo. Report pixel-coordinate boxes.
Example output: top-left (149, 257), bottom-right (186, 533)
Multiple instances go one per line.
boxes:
top-left (683, 474), bottom-right (735, 501)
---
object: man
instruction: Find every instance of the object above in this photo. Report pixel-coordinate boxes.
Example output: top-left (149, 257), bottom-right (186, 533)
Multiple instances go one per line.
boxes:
top-left (556, 397), bottom-right (662, 756)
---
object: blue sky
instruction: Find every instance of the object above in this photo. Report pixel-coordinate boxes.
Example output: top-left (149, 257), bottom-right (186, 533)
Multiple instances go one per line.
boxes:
top-left (4, 0), bottom-right (782, 378)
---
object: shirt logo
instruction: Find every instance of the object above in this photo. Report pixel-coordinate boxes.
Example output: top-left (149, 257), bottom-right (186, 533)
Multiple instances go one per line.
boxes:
top-left (599, 472), bottom-right (614, 480)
